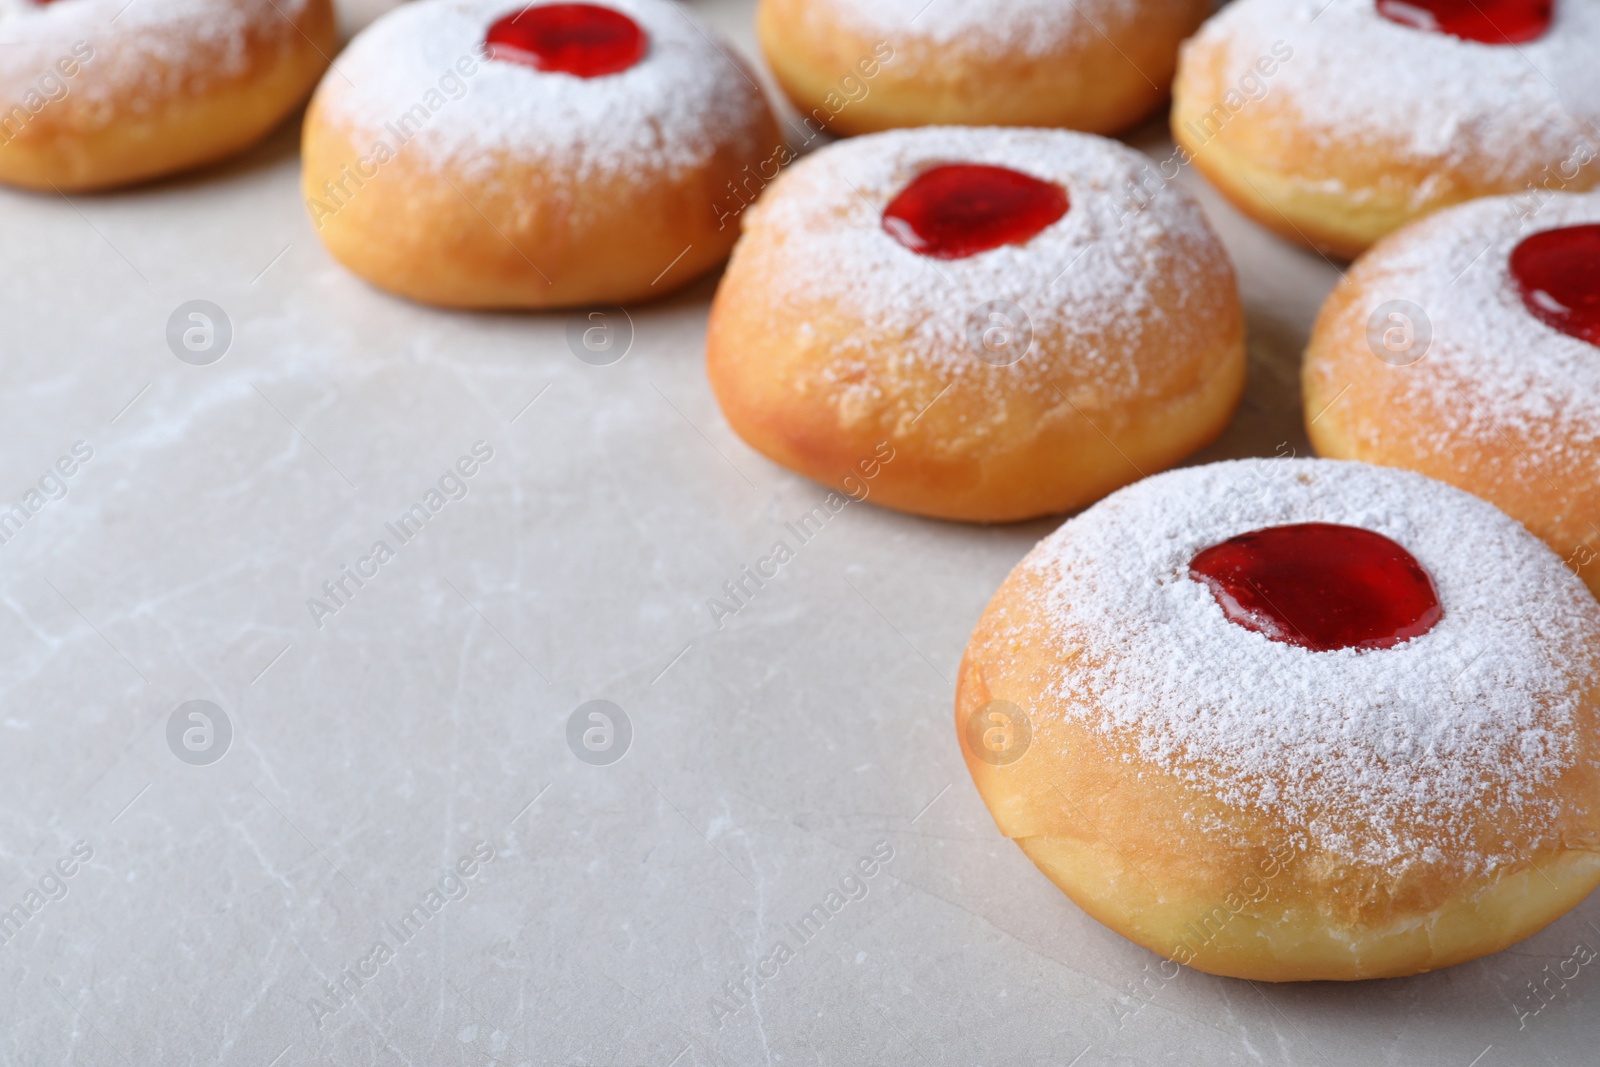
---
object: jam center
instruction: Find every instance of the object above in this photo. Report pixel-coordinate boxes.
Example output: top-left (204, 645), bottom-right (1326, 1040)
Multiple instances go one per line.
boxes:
top-left (1510, 223), bottom-right (1600, 347)
top-left (1190, 523), bottom-right (1443, 652)
top-left (485, 3), bottom-right (648, 78)
top-left (881, 164), bottom-right (1068, 260)
top-left (1374, 0), bottom-right (1552, 44)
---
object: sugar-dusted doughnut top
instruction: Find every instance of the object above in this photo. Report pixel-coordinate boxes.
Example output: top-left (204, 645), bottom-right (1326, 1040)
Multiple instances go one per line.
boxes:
top-left (1351, 193), bottom-right (1600, 463)
top-left (736, 126), bottom-right (1230, 404)
top-left (805, 0), bottom-right (1141, 58)
top-left (314, 0), bottom-right (770, 181)
top-left (0, 0), bottom-right (313, 126)
top-left (1014, 459), bottom-right (1600, 873)
top-left (1185, 0), bottom-right (1600, 182)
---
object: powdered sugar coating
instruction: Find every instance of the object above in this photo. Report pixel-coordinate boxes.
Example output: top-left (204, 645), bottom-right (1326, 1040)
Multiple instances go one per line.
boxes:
top-left (0, 0), bottom-right (312, 119)
top-left (316, 0), bottom-right (771, 182)
top-left (740, 126), bottom-right (1228, 396)
top-left (1354, 192), bottom-right (1600, 460)
top-left (1189, 0), bottom-right (1600, 184)
top-left (814, 0), bottom-right (1141, 58)
top-left (1022, 459), bottom-right (1600, 873)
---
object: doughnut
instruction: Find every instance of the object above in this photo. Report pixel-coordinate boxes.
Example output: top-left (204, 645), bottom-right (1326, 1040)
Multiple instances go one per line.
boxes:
top-left (1304, 192), bottom-right (1600, 599)
top-left (957, 459), bottom-right (1600, 982)
top-left (1171, 0), bottom-right (1600, 258)
top-left (756, 0), bottom-right (1210, 137)
top-left (301, 0), bottom-right (781, 309)
top-left (0, 0), bottom-right (336, 192)
top-left (706, 127), bottom-right (1246, 523)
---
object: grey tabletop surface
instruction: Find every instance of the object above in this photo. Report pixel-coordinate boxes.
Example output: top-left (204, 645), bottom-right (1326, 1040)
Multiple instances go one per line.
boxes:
top-left (0, 1), bottom-right (1593, 1064)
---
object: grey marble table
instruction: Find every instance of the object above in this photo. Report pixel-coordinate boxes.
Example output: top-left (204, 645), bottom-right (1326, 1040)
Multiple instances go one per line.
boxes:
top-left (0, 1), bottom-right (1591, 1064)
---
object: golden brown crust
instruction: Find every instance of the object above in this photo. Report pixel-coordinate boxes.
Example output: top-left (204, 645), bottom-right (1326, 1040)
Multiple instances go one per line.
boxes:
top-left (756, 0), bottom-right (1209, 136)
top-left (301, 103), bottom-right (780, 309)
top-left (707, 257), bottom-right (1245, 522)
top-left (0, 0), bottom-right (335, 192)
top-left (956, 536), bottom-right (1600, 981)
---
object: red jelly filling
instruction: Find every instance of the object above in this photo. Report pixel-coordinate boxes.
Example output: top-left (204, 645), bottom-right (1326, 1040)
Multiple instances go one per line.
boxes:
top-left (1375, 0), bottom-right (1552, 44)
top-left (1190, 523), bottom-right (1443, 652)
top-left (881, 164), bottom-right (1068, 260)
top-left (1510, 223), bottom-right (1600, 346)
top-left (485, 3), bottom-right (648, 78)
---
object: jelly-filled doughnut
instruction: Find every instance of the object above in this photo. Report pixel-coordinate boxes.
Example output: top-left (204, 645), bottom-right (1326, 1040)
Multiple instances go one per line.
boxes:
top-left (0, 0), bottom-right (335, 191)
top-left (1304, 191), bottom-right (1600, 597)
top-left (1171, 0), bottom-right (1600, 258)
top-left (957, 459), bottom-right (1600, 981)
top-left (756, 0), bottom-right (1210, 136)
top-left (301, 0), bottom-right (781, 308)
top-left (706, 127), bottom-right (1246, 523)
